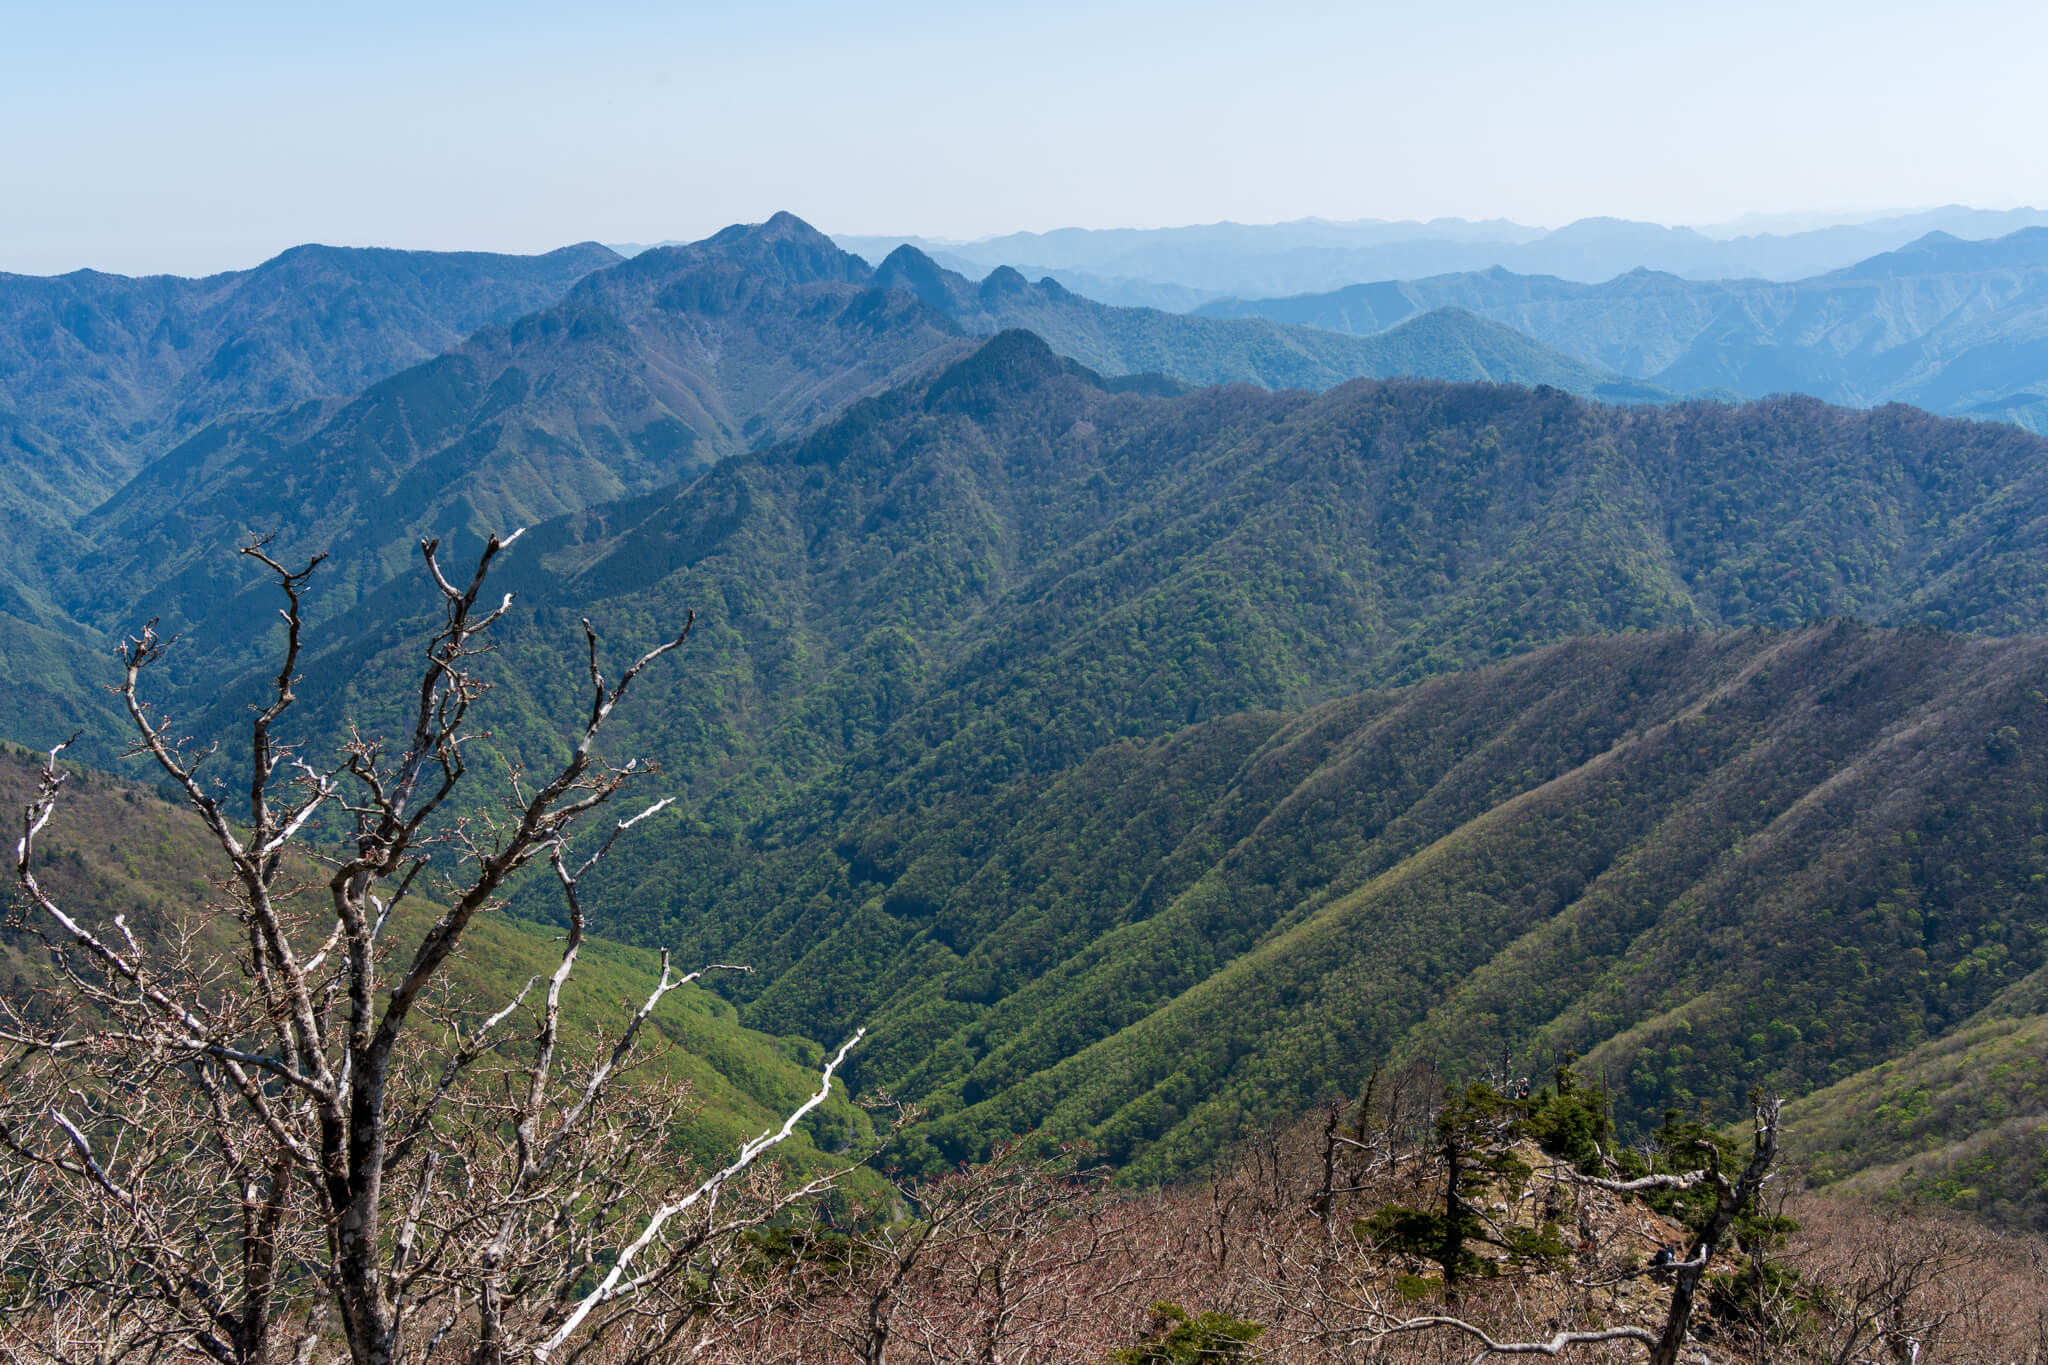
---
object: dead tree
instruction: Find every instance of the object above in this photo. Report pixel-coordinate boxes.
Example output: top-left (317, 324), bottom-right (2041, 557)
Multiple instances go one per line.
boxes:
top-left (1782, 1196), bottom-right (2048, 1365)
top-left (3, 535), bottom-right (864, 1365)
top-left (1576, 1096), bottom-right (1782, 1365)
top-left (1368, 1094), bottom-right (1784, 1365)
top-left (741, 1143), bottom-right (1121, 1365)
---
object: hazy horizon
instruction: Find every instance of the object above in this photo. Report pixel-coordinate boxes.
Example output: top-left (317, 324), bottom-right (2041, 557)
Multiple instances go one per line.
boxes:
top-left (8, 0), bottom-right (2047, 277)
top-left (14, 199), bottom-right (2047, 285)
top-left (10, 200), bottom-right (2038, 286)
top-left (824, 204), bottom-right (2028, 250)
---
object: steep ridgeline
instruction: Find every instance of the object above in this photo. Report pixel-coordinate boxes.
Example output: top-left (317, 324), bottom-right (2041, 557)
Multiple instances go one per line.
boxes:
top-left (20, 216), bottom-right (1666, 735)
top-left (73, 220), bottom-right (1666, 622)
top-left (872, 625), bottom-right (2048, 1188)
top-left (117, 338), bottom-right (2048, 1194)
top-left (1198, 228), bottom-right (2048, 430)
top-left (150, 333), bottom-right (2048, 810)
top-left (44, 216), bottom-right (975, 700)
top-left (0, 241), bottom-right (622, 519)
top-left (0, 241), bottom-right (620, 747)
top-left (869, 244), bottom-right (1669, 401)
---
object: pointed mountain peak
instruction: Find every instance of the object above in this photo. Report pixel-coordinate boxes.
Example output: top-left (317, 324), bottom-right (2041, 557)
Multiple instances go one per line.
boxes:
top-left (966, 328), bottom-right (1068, 379)
top-left (925, 329), bottom-right (1083, 413)
top-left (545, 241), bottom-right (627, 265)
top-left (874, 244), bottom-right (977, 314)
top-left (660, 213), bottom-right (873, 288)
top-left (979, 265), bottom-right (1032, 299)
top-left (875, 242), bottom-right (948, 282)
top-left (1831, 225), bottom-right (2048, 279)
top-left (697, 210), bottom-right (830, 243)
top-left (756, 210), bottom-right (836, 242)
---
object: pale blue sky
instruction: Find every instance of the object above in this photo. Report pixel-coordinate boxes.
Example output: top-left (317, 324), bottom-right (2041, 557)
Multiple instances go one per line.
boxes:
top-left (5, 0), bottom-right (2044, 276)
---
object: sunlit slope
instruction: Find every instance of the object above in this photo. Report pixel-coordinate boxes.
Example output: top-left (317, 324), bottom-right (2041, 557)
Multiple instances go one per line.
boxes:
top-left (854, 626), bottom-right (2048, 1181)
top-left (24, 341), bottom-right (2048, 1196)
top-left (1778, 960), bottom-right (2048, 1233)
top-left (0, 743), bottom-right (875, 1173)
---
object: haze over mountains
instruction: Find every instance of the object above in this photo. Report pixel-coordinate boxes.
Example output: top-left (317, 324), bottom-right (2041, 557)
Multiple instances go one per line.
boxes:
top-left (0, 240), bottom-right (623, 622)
top-left (840, 208), bottom-right (2048, 433)
top-left (831, 205), bottom-right (2048, 303)
top-left (1199, 227), bottom-right (2048, 431)
top-left (7, 210), bottom-right (2048, 1235)
top-left (0, 242), bottom-right (621, 504)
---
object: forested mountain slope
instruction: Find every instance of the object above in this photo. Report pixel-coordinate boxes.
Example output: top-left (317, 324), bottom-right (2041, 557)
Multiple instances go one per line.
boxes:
top-left (1197, 228), bottom-right (2048, 429)
top-left (1780, 969), bottom-right (2048, 1234)
top-left (0, 241), bottom-right (621, 511)
top-left (70, 339), bottom-right (2048, 1195)
top-left (881, 625), bottom-right (2048, 1184)
top-left (870, 245), bottom-right (1670, 401)
top-left (142, 333), bottom-right (2048, 811)
top-left (71, 218), bottom-right (1655, 636)
top-left (0, 216), bottom-right (1670, 748)
top-left (7, 218), bottom-right (975, 718)
top-left (72, 216), bottom-right (1654, 629)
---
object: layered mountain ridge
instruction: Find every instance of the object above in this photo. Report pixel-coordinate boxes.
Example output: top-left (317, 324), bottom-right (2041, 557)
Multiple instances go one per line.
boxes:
top-left (0, 240), bottom-right (623, 506)
top-left (8, 216), bottom-right (2048, 1231)
top-left (836, 205), bottom-right (2048, 300)
top-left (1197, 227), bottom-right (2048, 430)
top-left (0, 214), bottom-right (1671, 740)
top-left (0, 239), bottom-right (627, 742)
top-left (61, 337), bottom-right (2045, 1217)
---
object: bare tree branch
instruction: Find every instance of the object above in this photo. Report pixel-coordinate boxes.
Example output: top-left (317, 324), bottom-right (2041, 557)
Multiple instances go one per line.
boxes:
top-left (5, 533), bottom-right (869, 1365)
top-left (538, 1028), bottom-right (865, 1361)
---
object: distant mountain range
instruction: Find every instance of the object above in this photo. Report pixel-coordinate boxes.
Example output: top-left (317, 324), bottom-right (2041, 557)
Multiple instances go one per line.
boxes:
top-left (831, 206), bottom-right (2048, 302)
top-left (0, 241), bottom-right (621, 505)
top-left (0, 239), bottom-right (621, 617)
top-left (834, 213), bottom-right (2048, 433)
top-left (867, 243), bottom-right (1668, 400)
top-left (1194, 227), bottom-right (2048, 430)
top-left (0, 217), bottom-right (1662, 765)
